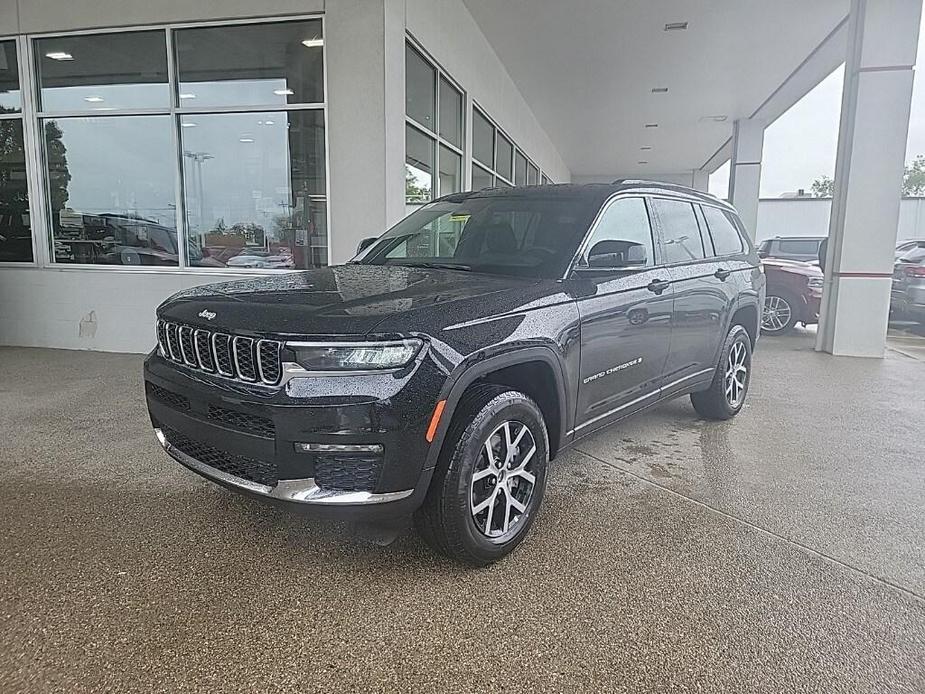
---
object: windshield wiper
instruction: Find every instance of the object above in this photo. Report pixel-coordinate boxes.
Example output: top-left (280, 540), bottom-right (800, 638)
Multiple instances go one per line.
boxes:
top-left (392, 261), bottom-right (473, 272)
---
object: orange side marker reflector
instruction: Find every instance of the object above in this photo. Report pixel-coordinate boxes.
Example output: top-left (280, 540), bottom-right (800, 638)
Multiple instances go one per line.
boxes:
top-left (426, 400), bottom-right (447, 443)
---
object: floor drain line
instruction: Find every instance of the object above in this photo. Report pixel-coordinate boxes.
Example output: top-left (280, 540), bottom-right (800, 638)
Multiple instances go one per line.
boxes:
top-left (574, 447), bottom-right (925, 605)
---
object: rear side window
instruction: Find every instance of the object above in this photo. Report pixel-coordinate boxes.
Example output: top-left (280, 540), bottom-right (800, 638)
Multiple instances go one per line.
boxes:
top-left (778, 239), bottom-right (820, 254)
top-left (651, 198), bottom-right (705, 264)
top-left (702, 205), bottom-right (744, 256)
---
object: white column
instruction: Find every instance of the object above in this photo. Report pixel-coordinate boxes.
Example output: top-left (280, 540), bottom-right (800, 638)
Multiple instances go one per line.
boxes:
top-left (816, 0), bottom-right (922, 357)
top-left (326, 0), bottom-right (406, 264)
top-left (727, 118), bottom-right (766, 240)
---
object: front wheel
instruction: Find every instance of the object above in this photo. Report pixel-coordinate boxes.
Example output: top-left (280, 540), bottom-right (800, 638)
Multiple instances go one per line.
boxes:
top-left (691, 324), bottom-right (753, 420)
top-left (414, 385), bottom-right (549, 566)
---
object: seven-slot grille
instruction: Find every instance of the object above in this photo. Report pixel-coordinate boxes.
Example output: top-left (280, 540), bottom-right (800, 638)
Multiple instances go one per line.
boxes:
top-left (156, 319), bottom-right (282, 386)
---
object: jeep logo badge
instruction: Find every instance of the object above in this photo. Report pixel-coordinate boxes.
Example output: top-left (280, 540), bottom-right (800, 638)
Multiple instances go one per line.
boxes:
top-left (198, 309), bottom-right (217, 321)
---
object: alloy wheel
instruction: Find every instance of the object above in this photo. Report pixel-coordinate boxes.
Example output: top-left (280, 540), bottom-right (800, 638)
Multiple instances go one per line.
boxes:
top-left (724, 341), bottom-right (748, 408)
top-left (762, 295), bottom-right (792, 332)
top-left (470, 420), bottom-right (538, 540)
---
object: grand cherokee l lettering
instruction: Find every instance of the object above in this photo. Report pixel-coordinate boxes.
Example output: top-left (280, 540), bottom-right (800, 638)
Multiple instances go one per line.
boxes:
top-left (144, 181), bottom-right (765, 565)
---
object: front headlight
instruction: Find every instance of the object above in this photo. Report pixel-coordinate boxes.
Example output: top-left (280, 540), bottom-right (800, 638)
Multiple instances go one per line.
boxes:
top-left (287, 339), bottom-right (424, 371)
top-left (807, 277), bottom-right (824, 289)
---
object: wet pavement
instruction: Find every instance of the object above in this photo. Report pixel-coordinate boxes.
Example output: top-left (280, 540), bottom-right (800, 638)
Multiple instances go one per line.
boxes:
top-left (1, 335), bottom-right (924, 693)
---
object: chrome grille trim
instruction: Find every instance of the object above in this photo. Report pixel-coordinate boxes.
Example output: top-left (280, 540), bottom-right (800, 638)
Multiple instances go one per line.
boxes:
top-left (257, 339), bottom-right (282, 385)
top-left (213, 333), bottom-right (234, 377)
top-left (233, 336), bottom-right (257, 382)
top-left (194, 329), bottom-right (215, 372)
top-left (178, 326), bottom-right (197, 366)
top-left (156, 321), bottom-right (282, 386)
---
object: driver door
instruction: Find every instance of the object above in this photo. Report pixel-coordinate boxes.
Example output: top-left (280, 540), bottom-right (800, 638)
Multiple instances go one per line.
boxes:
top-left (570, 196), bottom-right (673, 436)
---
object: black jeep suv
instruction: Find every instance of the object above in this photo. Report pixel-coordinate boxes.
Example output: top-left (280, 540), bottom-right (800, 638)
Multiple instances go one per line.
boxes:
top-left (144, 181), bottom-right (764, 565)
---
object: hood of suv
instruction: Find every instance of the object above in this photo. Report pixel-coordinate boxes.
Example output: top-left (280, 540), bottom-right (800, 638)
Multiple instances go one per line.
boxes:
top-left (158, 264), bottom-right (537, 336)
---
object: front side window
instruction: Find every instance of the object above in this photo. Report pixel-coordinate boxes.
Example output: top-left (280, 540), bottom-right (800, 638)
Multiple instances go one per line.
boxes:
top-left (701, 205), bottom-right (744, 256)
top-left (361, 194), bottom-right (596, 278)
top-left (582, 197), bottom-right (654, 268)
top-left (0, 39), bottom-right (32, 263)
top-left (651, 198), bottom-right (705, 264)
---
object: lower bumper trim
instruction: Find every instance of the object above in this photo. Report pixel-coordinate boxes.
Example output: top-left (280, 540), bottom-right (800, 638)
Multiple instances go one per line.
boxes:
top-left (154, 428), bottom-right (414, 505)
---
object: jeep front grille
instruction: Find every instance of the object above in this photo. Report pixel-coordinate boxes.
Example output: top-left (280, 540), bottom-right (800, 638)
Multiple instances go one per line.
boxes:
top-left (156, 319), bottom-right (282, 386)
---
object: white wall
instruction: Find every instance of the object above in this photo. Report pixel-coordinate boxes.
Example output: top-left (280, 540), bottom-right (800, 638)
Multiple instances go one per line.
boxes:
top-left (756, 197), bottom-right (925, 242)
top-left (406, 0), bottom-right (570, 184)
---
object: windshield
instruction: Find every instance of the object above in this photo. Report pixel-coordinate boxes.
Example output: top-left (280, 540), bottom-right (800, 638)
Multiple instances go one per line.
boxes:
top-left (359, 194), bottom-right (596, 278)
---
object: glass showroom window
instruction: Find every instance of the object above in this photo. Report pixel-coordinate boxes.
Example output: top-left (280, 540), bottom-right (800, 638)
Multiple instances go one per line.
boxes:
top-left (470, 107), bottom-right (544, 190)
top-left (405, 43), bottom-right (464, 208)
top-left (174, 19), bottom-right (327, 270)
top-left (35, 30), bottom-right (177, 266)
top-left (0, 39), bottom-right (32, 262)
top-left (33, 18), bottom-right (328, 270)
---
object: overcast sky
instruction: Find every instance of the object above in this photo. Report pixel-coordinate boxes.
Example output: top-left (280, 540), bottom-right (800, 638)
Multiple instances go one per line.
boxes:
top-left (710, 13), bottom-right (925, 199)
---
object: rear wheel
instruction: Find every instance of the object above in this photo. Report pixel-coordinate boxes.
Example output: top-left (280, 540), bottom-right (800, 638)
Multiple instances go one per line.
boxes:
top-left (414, 385), bottom-right (549, 566)
top-left (691, 324), bottom-right (752, 420)
top-left (762, 291), bottom-right (800, 334)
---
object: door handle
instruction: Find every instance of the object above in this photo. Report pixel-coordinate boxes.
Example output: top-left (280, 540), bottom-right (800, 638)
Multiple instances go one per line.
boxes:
top-left (647, 278), bottom-right (670, 295)
top-left (714, 268), bottom-right (731, 281)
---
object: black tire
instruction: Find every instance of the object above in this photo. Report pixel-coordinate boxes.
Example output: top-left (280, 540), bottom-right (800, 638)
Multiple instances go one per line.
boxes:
top-left (761, 289), bottom-right (801, 335)
top-left (690, 324), bottom-right (752, 421)
top-left (414, 384), bottom-right (549, 566)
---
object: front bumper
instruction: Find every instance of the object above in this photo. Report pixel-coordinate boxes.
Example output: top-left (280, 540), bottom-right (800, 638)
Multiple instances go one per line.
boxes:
top-left (144, 348), bottom-right (444, 519)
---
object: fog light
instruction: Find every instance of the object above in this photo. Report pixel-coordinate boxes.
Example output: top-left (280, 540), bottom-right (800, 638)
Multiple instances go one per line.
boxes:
top-left (295, 442), bottom-right (383, 454)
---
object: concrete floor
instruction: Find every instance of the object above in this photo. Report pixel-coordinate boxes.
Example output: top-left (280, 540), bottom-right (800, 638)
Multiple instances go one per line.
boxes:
top-left (1, 334), bottom-right (924, 693)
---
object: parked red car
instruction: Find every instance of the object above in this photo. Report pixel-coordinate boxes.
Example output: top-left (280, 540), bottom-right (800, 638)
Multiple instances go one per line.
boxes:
top-left (761, 258), bottom-right (824, 334)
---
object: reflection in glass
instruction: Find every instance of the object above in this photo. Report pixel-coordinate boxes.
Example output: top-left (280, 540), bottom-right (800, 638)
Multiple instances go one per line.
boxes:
top-left (406, 125), bottom-right (434, 204)
top-left (438, 77), bottom-right (462, 147)
top-left (472, 165), bottom-right (493, 191)
top-left (473, 109), bottom-right (494, 168)
top-left (43, 116), bottom-right (179, 266)
top-left (0, 41), bottom-right (22, 113)
top-left (496, 134), bottom-right (513, 182)
top-left (439, 145), bottom-right (461, 196)
top-left (180, 110), bottom-right (327, 269)
top-left (0, 119), bottom-right (32, 261)
top-left (34, 31), bottom-right (169, 112)
top-left (175, 20), bottom-right (324, 107)
top-left (405, 44), bottom-right (435, 130)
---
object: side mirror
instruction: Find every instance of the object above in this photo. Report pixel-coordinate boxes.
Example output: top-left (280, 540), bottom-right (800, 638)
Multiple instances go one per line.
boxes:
top-left (356, 237), bottom-right (377, 255)
top-left (586, 240), bottom-right (647, 268)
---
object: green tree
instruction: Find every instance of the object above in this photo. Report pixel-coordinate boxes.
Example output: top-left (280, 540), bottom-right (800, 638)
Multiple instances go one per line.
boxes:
top-left (903, 154), bottom-right (925, 196)
top-left (405, 164), bottom-right (431, 203)
top-left (44, 120), bottom-right (71, 217)
top-left (810, 175), bottom-right (835, 198)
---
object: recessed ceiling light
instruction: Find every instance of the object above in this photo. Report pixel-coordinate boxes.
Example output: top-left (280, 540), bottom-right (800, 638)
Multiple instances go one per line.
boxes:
top-left (179, 93), bottom-right (196, 100)
top-left (273, 88), bottom-right (295, 96)
top-left (645, 123), bottom-right (659, 128)
top-left (640, 146), bottom-right (653, 150)
top-left (664, 22), bottom-right (689, 31)
top-left (181, 122), bottom-right (197, 128)
top-left (46, 51), bottom-right (73, 61)
top-left (239, 137), bottom-right (255, 143)
top-left (651, 87), bottom-right (669, 93)
top-left (83, 96), bottom-right (104, 103)
top-left (301, 38), bottom-right (324, 48)
top-left (264, 120), bottom-right (275, 125)
top-left (698, 114), bottom-right (728, 122)
top-left (638, 161), bottom-right (649, 165)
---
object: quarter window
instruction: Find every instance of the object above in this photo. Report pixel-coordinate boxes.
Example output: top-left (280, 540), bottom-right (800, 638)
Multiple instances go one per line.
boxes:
top-left (652, 198), bottom-right (705, 264)
top-left (702, 205), bottom-right (744, 256)
top-left (582, 197), bottom-right (654, 268)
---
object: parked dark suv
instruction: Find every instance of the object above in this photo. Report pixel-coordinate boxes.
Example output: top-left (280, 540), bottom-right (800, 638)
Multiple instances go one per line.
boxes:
top-left (144, 181), bottom-right (764, 565)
